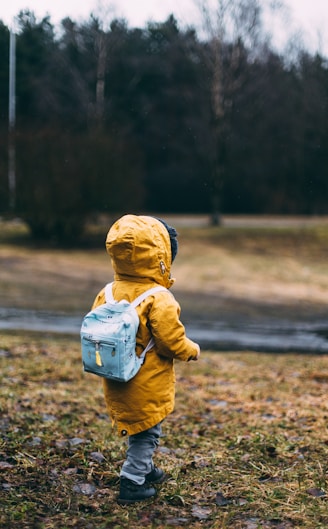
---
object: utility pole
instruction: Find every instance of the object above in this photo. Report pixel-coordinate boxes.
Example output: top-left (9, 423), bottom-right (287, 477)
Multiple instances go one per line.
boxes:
top-left (8, 22), bottom-right (16, 210)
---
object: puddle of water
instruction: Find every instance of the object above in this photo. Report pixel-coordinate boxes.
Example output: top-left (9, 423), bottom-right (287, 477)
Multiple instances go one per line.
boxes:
top-left (0, 308), bottom-right (82, 335)
top-left (188, 321), bottom-right (328, 353)
top-left (1, 307), bottom-right (328, 353)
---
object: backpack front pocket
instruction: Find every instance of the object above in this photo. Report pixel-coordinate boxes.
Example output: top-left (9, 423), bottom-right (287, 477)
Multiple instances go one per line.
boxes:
top-left (82, 336), bottom-right (120, 378)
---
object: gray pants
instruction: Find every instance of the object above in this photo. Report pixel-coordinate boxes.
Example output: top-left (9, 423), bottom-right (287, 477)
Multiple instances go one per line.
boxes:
top-left (120, 422), bottom-right (162, 485)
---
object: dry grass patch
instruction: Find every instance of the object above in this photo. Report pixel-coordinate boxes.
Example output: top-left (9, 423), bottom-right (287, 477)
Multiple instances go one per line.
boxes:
top-left (1, 332), bottom-right (328, 528)
top-left (1, 219), bottom-right (328, 314)
top-left (174, 225), bottom-right (328, 306)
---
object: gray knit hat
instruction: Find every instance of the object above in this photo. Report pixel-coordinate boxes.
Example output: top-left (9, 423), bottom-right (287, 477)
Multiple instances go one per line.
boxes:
top-left (156, 218), bottom-right (178, 262)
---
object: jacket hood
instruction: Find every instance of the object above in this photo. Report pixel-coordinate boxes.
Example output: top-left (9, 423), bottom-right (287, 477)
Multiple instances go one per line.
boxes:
top-left (106, 215), bottom-right (175, 288)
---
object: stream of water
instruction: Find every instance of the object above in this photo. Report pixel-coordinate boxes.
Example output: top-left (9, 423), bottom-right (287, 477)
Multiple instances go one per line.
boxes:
top-left (1, 307), bottom-right (328, 353)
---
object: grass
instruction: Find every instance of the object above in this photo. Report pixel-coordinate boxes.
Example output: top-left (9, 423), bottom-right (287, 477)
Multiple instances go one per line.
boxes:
top-left (0, 331), bottom-right (327, 528)
top-left (1, 216), bottom-right (328, 314)
top-left (0, 216), bottom-right (328, 528)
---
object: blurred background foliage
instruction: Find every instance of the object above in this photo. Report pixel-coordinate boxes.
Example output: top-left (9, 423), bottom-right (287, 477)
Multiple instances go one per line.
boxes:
top-left (0, 1), bottom-right (327, 243)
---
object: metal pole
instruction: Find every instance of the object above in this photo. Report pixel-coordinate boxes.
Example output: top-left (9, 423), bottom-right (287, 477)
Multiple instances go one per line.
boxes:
top-left (8, 23), bottom-right (16, 210)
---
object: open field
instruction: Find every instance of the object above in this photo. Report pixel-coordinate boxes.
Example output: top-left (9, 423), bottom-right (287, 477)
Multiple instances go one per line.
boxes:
top-left (1, 216), bottom-right (328, 319)
top-left (0, 332), bottom-right (327, 528)
top-left (0, 216), bottom-right (328, 527)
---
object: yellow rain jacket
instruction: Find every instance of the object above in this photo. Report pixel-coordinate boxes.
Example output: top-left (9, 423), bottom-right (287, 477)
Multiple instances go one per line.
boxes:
top-left (92, 215), bottom-right (199, 436)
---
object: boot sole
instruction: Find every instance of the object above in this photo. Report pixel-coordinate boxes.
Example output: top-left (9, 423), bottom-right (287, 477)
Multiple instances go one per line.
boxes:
top-left (117, 493), bottom-right (156, 505)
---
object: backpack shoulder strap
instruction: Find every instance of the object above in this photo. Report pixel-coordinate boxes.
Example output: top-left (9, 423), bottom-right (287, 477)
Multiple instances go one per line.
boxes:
top-left (104, 283), bottom-right (167, 307)
top-left (104, 282), bottom-right (115, 303)
top-left (131, 285), bottom-right (167, 309)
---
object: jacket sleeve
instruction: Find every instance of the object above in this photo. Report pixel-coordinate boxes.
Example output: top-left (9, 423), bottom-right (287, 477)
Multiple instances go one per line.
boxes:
top-left (148, 291), bottom-right (199, 362)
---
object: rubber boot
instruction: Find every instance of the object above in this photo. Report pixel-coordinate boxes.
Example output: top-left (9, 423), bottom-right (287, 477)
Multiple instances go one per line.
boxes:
top-left (117, 477), bottom-right (156, 505)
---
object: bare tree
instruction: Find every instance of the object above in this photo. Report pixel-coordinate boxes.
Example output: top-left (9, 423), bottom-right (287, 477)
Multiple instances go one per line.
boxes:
top-left (196, 0), bottom-right (284, 224)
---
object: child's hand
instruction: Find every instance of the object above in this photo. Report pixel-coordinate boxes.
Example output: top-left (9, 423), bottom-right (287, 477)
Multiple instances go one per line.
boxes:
top-left (191, 344), bottom-right (200, 361)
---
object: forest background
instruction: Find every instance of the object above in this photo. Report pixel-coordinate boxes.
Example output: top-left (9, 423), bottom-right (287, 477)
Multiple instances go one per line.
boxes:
top-left (0, 0), bottom-right (327, 243)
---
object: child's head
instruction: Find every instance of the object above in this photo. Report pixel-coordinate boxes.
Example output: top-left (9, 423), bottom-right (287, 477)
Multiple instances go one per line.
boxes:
top-left (106, 215), bottom-right (178, 287)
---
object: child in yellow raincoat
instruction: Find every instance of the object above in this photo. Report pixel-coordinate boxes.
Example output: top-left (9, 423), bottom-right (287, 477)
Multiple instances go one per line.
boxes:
top-left (91, 214), bottom-right (200, 504)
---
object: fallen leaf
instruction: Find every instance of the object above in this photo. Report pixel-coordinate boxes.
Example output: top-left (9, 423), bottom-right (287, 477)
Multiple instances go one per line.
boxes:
top-left (73, 482), bottom-right (97, 495)
top-left (215, 492), bottom-right (233, 506)
top-left (90, 451), bottom-right (106, 463)
top-left (306, 487), bottom-right (326, 498)
top-left (27, 436), bottom-right (42, 446)
top-left (63, 467), bottom-right (79, 475)
top-left (0, 461), bottom-right (14, 470)
top-left (69, 437), bottom-right (86, 446)
top-left (235, 497), bottom-right (248, 506)
top-left (191, 505), bottom-right (212, 520)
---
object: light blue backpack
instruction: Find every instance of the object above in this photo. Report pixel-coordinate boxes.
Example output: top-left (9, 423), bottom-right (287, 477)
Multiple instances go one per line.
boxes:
top-left (80, 283), bottom-right (166, 382)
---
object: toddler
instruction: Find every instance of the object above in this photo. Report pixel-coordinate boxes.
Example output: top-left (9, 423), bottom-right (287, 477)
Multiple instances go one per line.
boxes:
top-left (91, 214), bottom-right (200, 504)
